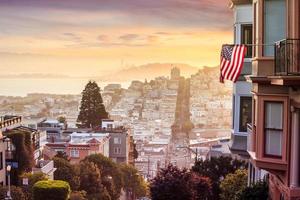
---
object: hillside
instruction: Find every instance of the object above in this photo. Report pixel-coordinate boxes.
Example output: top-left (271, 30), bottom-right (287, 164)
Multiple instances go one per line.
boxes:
top-left (97, 63), bottom-right (200, 82)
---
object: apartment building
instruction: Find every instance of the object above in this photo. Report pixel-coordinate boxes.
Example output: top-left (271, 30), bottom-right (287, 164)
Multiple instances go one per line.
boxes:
top-left (0, 115), bottom-right (56, 184)
top-left (0, 116), bottom-right (20, 185)
top-left (241, 0), bottom-right (300, 199)
top-left (109, 128), bottom-right (130, 163)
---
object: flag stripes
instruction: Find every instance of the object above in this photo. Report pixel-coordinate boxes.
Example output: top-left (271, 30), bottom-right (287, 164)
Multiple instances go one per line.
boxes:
top-left (220, 45), bottom-right (246, 83)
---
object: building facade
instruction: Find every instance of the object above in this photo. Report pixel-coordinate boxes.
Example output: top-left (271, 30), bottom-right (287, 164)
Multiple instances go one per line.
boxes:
top-left (229, 0), bottom-right (253, 157)
top-left (44, 132), bottom-right (110, 164)
top-left (229, 0), bottom-right (268, 186)
top-left (243, 0), bottom-right (300, 199)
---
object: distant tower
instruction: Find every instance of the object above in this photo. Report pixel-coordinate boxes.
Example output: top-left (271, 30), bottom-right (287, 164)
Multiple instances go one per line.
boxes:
top-left (171, 66), bottom-right (180, 80)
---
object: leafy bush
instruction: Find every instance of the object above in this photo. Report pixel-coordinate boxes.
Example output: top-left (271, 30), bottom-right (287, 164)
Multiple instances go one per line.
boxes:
top-left (53, 157), bottom-right (79, 190)
top-left (150, 165), bottom-right (212, 200)
top-left (239, 180), bottom-right (268, 200)
top-left (192, 156), bottom-right (247, 199)
top-left (220, 169), bottom-right (248, 200)
top-left (70, 190), bottom-right (87, 200)
top-left (33, 180), bottom-right (71, 200)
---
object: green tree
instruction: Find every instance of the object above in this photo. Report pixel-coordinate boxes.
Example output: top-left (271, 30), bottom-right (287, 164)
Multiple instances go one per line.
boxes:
top-left (220, 169), bottom-right (248, 200)
top-left (6, 130), bottom-right (34, 185)
top-left (77, 81), bottom-right (108, 128)
top-left (21, 172), bottom-right (48, 199)
top-left (57, 116), bottom-right (67, 124)
top-left (54, 151), bottom-right (69, 161)
top-left (150, 165), bottom-right (211, 200)
top-left (70, 191), bottom-right (87, 200)
top-left (78, 161), bottom-right (110, 200)
top-left (189, 172), bottom-right (212, 200)
top-left (192, 156), bottom-right (246, 199)
top-left (150, 165), bottom-right (192, 200)
top-left (120, 164), bottom-right (148, 199)
top-left (239, 180), bottom-right (268, 200)
top-left (83, 154), bottom-right (123, 200)
top-left (53, 157), bottom-right (80, 190)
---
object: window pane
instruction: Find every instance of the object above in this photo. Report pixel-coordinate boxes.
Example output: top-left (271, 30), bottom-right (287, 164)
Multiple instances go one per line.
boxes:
top-left (114, 137), bottom-right (121, 144)
top-left (265, 102), bottom-right (283, 129)
top-left (265, 130), bottom-right (282, 156)
top-left (241, 24), bottom-right (252, 57)
top-left (232, 95), bottom-right (235, 129)
top-left (264, 0), bottom-right (286, 56)
top-left (239, 97), bottom-right (252, 132)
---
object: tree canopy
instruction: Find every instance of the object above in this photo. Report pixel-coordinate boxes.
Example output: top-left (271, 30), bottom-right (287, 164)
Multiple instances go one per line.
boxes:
top-left (150, 165), bottom-right (212, 200)
top-left (239, 180), bottom-right (268, 200)
top-left (120, 163), bottom-right (148, 199)
top-left (82, 154), bottom-right (123, 200)
top-left (53, 157), bottom-right (80, 190)
top-left (220, 169), bottom-right (248, 200)
top-left (77, 81), bottom-right (108, 128)
top-left (192, 156), bottom-right (246, 199)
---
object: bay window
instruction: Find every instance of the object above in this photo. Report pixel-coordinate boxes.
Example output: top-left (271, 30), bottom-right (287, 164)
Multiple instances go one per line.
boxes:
top-left (264, 102), bottom-right (283, 157)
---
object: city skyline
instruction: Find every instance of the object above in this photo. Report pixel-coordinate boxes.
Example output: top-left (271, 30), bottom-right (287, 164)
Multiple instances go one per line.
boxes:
top-left (0, 0), bottom-right (233, 76)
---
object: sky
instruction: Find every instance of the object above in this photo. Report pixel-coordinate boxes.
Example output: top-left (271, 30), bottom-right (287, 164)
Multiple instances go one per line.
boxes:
top-left (0, 0), bottom-right (233, 77)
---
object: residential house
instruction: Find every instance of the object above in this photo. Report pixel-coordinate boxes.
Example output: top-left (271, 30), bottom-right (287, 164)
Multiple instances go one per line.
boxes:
top-left (44, 132), bottom-right (110, 164)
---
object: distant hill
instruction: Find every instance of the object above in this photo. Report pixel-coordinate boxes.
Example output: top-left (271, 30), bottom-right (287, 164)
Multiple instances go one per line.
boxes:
top-left (97, 63), bottom-right (201, 82)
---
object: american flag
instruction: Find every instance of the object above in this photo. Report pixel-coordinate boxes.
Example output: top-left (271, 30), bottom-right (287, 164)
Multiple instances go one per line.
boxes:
top-left (220, 44), bottom-right (246, 83)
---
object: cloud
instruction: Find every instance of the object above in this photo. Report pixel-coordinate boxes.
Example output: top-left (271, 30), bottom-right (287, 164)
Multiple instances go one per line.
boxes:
top-left (98, 34), bottom-right (110, 42)
top-left (0, 0), bottom-right (232, 30)
top-left (62, 32), bottom-right (82, 42)
top-left (119, 34), bottom-right (140, 41)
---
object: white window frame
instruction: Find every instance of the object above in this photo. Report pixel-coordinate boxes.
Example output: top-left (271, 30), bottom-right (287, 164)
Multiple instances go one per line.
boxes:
top-left (70, 149), bottom-right (79, 158)
top-left (114, 137), bottom-right (121, 144)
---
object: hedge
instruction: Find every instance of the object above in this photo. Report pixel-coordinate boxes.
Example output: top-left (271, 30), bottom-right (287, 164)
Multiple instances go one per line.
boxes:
top-left (33, 180), bottom-right (71, 200)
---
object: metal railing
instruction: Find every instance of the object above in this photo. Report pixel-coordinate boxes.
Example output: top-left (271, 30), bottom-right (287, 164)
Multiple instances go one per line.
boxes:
top-left (275, 39), bottom-right (300, 75)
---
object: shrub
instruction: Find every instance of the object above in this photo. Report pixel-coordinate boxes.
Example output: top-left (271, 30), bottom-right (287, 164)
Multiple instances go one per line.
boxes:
top-left (33, 180), bottom-right (71, 200)
top-left (0, 185), bottom-right (26, 200)
top-left (220, 169), bottom-right (248, 200)
top-left (70, 190), bottom-right (87, 200)
top-left (239, 180), bottom-right (268, 200)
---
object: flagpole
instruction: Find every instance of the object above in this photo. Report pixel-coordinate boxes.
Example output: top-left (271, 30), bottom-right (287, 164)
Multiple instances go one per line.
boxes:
top-left (223, 43), bottom-right (275, 46)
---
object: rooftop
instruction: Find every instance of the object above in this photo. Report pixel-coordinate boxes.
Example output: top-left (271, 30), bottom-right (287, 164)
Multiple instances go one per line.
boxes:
top-left (70, 132), bottom-right (110, 144)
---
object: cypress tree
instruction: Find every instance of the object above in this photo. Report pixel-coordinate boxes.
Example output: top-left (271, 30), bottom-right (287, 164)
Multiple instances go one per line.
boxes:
top-left (77, 81), bottom-right (108, 128)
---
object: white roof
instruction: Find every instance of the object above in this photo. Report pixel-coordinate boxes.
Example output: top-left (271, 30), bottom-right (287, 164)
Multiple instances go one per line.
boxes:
top-left (70, 132), bottom-right (110, 144)
top-left (44, 119), bottom-right (59, 124)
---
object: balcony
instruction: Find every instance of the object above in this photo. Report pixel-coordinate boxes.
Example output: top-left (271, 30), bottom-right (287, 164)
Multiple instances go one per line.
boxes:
top-left (275, 39), bottom-right (300, 76)
top-left (0, 116), bottom-right (22, 130)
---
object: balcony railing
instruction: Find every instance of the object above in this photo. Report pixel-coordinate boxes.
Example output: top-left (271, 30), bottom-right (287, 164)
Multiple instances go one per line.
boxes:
top-left (0, 116), bottom-right (22, 129)
top-left (247, 123), bottom-right (253, 152)
top-left (275, 39), bottom-right (300, 75)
